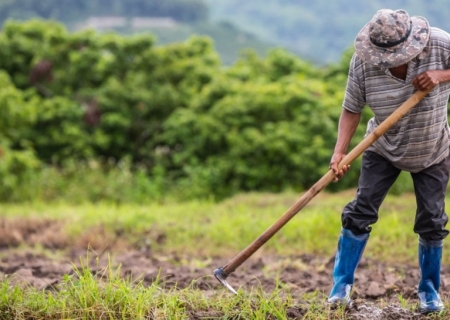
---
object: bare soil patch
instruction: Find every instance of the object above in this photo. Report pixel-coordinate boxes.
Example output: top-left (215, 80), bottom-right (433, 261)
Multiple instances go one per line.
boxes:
top-left (0, 216), bottom-right (449, 318)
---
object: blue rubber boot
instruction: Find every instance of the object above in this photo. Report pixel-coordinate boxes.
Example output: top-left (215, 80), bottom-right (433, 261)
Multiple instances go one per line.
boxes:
top-left (418, 238), bottom-right (445, 314)
top-left (328, 228), bottom-right (369, 306)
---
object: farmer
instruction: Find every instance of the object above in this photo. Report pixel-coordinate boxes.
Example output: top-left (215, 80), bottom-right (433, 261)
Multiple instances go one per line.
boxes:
top-left (328, 9), bottom-right (450, 314)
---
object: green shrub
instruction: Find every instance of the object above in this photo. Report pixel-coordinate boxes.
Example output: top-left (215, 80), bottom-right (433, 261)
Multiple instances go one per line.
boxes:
top-left (0, 20), bottom-right (396, 203)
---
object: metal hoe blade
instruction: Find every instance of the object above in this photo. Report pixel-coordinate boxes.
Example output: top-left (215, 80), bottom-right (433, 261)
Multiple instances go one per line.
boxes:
top-left (213, 267), bottom-right (238, 294)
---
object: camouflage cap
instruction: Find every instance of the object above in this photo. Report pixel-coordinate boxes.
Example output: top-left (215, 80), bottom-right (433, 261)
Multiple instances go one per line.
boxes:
top-left (354, 9), bottom-right (430, 68)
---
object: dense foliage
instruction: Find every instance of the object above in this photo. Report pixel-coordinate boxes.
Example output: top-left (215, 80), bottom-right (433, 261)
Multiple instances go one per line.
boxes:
top-left (0, 20), bottom-right (369, 202)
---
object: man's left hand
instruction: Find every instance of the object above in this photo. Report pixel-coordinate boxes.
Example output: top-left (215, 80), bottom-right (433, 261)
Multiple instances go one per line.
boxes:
top-left (412, 70), bottom-right (450, 90)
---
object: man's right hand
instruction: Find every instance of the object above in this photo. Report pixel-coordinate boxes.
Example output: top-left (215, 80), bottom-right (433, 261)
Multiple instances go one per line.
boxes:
top-left (329, 152), bottom-right (350, 182)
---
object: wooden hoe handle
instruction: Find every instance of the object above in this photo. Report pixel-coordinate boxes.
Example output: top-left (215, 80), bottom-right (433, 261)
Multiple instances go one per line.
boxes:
top-left (219, 88), bottom-right (431, 277)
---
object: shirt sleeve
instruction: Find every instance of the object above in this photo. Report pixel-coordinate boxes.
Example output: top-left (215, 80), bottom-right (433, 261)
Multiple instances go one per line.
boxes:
top-left (429, 28), bottom-right (450, 69)
top-left (443, 30), bottom-right (450, 68)
top-left (342, 53), bottom-right (366, 113)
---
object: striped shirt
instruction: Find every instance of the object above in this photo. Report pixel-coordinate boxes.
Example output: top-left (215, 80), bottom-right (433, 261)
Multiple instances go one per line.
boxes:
top-left (343, 27), bottom-right (450, 172)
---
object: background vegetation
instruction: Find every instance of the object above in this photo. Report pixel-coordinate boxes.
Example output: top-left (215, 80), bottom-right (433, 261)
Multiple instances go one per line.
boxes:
top-left (0, 19), bottom-right (371, 204)
top-left (1, 1), bottom-right (446, 203)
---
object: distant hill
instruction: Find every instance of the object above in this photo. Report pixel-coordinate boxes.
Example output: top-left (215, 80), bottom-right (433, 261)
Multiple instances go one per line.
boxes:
top-left (205, 0), bottom-right (450, 64)
top-left (0, 0), bottom-right (209, 24)
top-left (142, 21), bottom-right (275, 65)
top-left (69, 18), bottom-right (274, 65)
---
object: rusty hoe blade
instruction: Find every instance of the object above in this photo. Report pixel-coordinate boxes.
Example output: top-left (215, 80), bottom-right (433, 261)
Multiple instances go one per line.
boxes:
top-left (213, 267), bottom-right (238, 294)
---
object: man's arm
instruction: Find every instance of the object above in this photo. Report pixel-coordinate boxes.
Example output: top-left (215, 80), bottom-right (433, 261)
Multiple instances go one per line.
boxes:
top-left (330, 108), bottom-right (361, 181)
top-left (412, 69), bottom-right (450, 90)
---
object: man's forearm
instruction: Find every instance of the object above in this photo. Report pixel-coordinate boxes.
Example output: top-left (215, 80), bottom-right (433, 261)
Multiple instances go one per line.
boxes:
top-left (433, 69), bottom-right (450, 83)
top-left (334, 109), bottom-right (362, 154)
top-left (412, 69), bottom-right (450, 90)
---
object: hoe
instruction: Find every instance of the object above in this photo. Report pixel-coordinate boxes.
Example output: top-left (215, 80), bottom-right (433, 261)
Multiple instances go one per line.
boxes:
top-left (213, 88), bottom-right (431, 294)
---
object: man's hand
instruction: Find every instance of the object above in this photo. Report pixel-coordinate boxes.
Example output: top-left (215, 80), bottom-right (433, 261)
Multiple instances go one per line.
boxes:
top-left (329, 152), bottom-right (351, 182)
top-left (412, 70), bottom-right (450, 91)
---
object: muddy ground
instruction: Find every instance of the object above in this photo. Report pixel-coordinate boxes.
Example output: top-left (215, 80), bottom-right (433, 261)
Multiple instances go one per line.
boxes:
top-left (2, 249), bottom-right (450, 319)
top-left (0, 217), bottom-right (449, 319)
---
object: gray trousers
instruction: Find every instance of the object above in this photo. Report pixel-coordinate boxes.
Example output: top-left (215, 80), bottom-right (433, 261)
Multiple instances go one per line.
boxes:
top-left (342, 151), bottom-right (450, 241)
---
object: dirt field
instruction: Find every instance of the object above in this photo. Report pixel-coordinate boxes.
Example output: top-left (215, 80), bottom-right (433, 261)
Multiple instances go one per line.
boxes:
top-left (2, 248), bottom-right (450, 319)
top-left (0, 215), bottom-right (448, 318)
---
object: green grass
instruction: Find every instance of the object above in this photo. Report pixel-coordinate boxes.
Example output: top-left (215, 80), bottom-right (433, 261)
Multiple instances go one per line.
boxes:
top-left (1, 265), bottom-right (448, 319)
top-left (0, 190), bottom-right (431, 263)
top-left (0, 254), bottom-right (284, 319)
top-left (0, 266), bottom-right (326, 319)
top-left (0, 190), bottom-right (434, 264)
